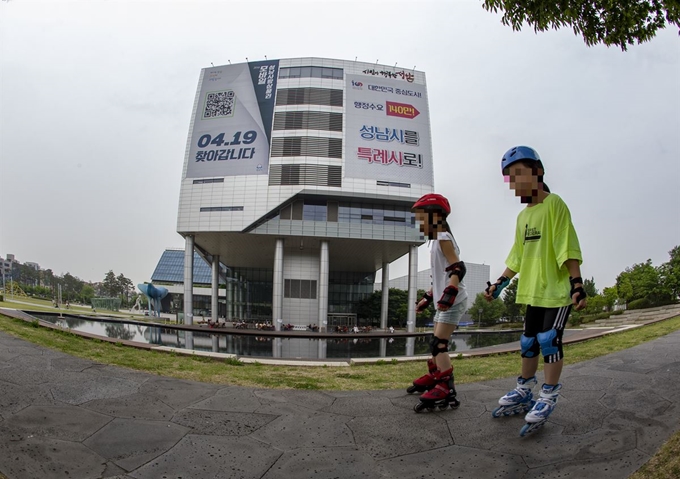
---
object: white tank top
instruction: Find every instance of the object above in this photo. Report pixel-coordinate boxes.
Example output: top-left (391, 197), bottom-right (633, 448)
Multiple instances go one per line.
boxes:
top-left (429, 231), bottom-right (468, 306)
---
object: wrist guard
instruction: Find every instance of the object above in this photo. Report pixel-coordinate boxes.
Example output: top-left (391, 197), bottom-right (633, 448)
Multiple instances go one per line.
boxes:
top-left (485, 276), bottom-right (510, 299)
top-left (570, 277), bottom-right (586, 302)
top-left (416, 292), bottom-right (433, 312)
top-left (445, 261), bottom-right (466, 281)
top-left (437, 285), bottom-right (459, 308)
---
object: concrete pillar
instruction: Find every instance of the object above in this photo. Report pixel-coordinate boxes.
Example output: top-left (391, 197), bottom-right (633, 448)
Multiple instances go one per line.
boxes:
top-left (273, 238), bottom-right (284, 325)
top-left (226, 271), bottom-right (234, 321)
top-left (211, 255), bottom-right (219, 324)
top-left (183, 235), bottom-right (195, 351)
top-left (239, 276), bottom-right (244, 320)
top-left (380, 262), bottom-right (389, 330)
top-left (407, 244), bottom-right (418, 333)
top-left (318, 241), bottom-right (329, 333)
top-left (183, 235), bottom-right (194, 325)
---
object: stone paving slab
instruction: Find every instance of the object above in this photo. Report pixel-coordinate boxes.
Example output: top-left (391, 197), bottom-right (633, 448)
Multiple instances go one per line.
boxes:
top-left (0, 328), bottom-right (678, 478)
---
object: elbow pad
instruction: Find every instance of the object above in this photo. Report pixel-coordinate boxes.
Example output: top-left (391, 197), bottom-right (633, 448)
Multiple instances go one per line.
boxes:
top-left (445, 261), bottom-right (466, 281)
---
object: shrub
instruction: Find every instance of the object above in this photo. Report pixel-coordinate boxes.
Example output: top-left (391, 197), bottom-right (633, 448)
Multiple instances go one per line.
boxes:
top-left (628, 298), bottom-right (653, 310)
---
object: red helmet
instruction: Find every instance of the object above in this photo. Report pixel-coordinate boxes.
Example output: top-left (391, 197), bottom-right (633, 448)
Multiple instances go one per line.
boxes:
top-left (412, 193), bottom-right (451, 215)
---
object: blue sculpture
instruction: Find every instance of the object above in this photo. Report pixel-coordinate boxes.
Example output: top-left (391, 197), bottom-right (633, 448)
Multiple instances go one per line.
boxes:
top-left (138, 283), bottom-right (169, 318)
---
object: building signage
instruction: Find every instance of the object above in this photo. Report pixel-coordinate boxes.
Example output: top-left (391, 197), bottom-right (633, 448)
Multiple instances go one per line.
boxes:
top-left (184, 60), bottom-right (279, 179)
top-left (345, 74), bottom-right (433, 185)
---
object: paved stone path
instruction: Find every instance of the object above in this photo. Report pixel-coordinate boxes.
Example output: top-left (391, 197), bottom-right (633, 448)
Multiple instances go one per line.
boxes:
top-left (0, 328), bottom-right (678, 479)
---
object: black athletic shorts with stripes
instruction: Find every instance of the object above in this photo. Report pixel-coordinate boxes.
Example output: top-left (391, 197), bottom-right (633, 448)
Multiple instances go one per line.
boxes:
top-left (523, 305), bottom-right (572, 363)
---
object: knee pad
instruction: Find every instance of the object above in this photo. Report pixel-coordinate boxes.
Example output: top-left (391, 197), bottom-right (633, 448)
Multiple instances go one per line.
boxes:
top-left (429, 336), bottom-right (449, 357)
top-left (537, 329), bottom-right (559, 357)
top-left (520, 334), bottom-right (539, 358)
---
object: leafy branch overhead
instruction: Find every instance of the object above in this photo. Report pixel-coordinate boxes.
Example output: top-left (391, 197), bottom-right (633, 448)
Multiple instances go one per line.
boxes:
top-left (482, 0), bottom-right (680, 50)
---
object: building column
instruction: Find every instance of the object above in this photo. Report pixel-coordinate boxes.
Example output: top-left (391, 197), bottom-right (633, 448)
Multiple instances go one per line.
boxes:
top-left (406, 244), bottom-right (418, 333)
top-left (183, 235), bottom-right (194, 325)
top-left (380, 262), bottom-right (389, 330)
top-left (211, 255), bottom-right (219, 323)
top-left (226, 271), bottom-right (234, 322)
top-left (183, 235), bottom-right (195, 351)
top-left (239, 276), bottom-right (244, 320)
top-left (318, 240), bottom-right (329, 333)
top-left (272, 238), bottom-right (284, 326)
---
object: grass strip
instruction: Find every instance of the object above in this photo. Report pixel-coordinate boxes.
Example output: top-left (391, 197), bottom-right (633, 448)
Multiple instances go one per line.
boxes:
top-left (0, 313), bottom-right (678, 391)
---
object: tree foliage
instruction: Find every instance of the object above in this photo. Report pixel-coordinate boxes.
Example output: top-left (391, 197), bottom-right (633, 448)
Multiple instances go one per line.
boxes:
top-left (468, 293), bottom-right (506, 327)
top-left (482, 0), bottom-right (680, 50)
top-left (502, 277), bottom-right (523, 319)
top-left (583, 277), bottom-right (598, 297)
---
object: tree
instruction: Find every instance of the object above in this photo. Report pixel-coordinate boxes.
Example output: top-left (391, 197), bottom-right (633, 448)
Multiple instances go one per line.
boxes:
top-left (602, 286), bottom-right (619, 311)
top-left (482, 1), bottom-right (680, 50)
top-left (467, 293), bottom-right (506, 327)
top-left (583, 277), bottom-right (598, 298)
top-left (659, 245), bottom-right (680, 300)
top-left (116, 273), bottom-right (134, 307)
top-left (616, 259), bottom-right (673, 306)
top-left (80, 285), bottom-right (95, 305)
top-left (502, 277), bottom-right (523, 319)
top-left (102, 270), bottom-right (118, 297)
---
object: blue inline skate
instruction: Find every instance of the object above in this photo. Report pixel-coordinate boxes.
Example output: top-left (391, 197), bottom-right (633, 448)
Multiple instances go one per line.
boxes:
top-left (520, 383), bottom-right (561, 436)
top-left (491, 376), bottom-right (537, 418)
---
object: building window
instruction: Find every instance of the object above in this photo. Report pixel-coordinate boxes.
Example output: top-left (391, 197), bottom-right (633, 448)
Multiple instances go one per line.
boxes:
top-left (284, 279), bottom-right (317, 299)
top-left (193, 178), bottom-right (225, 185)
top-left (303, 200), bottom-right (327, 221)
top-left (273, 111), bottom-right (343, 132)
top-left (269, 165), bottom-right (342, 187)
top-left (276, 88), bottom-right (343, 107)
top-left (279, 66), bottom-right (343, 80)
top-left (270, 137), bottom-right (342, 158)
top-left (200, 206), bottom-right (244, 212)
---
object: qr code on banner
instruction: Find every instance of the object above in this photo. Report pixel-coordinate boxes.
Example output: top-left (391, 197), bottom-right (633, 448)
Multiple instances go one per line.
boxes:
top-left (203, 90), bottom-right (235, 119)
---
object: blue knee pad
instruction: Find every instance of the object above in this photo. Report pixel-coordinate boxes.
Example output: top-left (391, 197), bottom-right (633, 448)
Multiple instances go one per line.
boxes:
top-left (537, 329), bottom-right (559, 357)
top-left (520, 334), bottom-right (538, 358)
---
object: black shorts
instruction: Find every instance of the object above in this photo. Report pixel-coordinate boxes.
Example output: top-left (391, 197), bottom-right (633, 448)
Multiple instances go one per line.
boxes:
top-left (522, 305), bottom-right (572, 363)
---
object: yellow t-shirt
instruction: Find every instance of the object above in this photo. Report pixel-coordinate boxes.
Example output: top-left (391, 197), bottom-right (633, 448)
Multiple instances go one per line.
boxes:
top-left (505, 193), bottom-right (583, 307)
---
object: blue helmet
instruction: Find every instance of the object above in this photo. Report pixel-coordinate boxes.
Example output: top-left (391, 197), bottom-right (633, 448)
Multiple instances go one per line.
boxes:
top-left (501, 146), bottom-right (542, 174)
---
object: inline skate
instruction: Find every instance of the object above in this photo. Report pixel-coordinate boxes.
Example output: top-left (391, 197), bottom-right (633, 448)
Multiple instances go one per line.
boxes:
top-left (413, 368), bottom-right (460, 412)
top-left (491, 376), bottom-right (537, 418)
top-left (519, 383), bottom-right (561, 436)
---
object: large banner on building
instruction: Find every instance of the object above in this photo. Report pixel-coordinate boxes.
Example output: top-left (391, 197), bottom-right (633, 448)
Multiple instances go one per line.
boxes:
top-left (344, 74), bottom-right (433, 185)
top-left (184, 60), bottom-right (279, 178)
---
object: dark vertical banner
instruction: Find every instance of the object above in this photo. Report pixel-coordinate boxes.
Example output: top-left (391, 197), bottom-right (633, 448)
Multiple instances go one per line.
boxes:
top-left (248, 60), bottom-right (279, 144)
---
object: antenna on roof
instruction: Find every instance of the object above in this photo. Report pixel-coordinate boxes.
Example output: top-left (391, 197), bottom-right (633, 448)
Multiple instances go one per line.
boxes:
top-left (264, 55), bottom-right (267, 60)
top-left (210, 62), bottom-right (214, 67)
top-left (394, 62), bottom-right (398, 69)
top-left (228, 60), bottom-right (231, 64)
top-left (245, 57), bottom-right (249, 62)
top-left (354, 56), bottom-right (357, 62)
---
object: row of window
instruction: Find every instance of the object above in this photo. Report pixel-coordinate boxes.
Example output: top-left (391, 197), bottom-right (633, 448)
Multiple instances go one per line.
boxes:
top-left (276, 88), bottom-right (343, 107)
top-left (279, 66), bottom-right (344, 80)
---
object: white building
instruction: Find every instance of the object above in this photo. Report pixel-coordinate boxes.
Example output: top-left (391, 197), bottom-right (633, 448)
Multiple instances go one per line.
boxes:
top-left (177, 58), bottom-right (435, 332)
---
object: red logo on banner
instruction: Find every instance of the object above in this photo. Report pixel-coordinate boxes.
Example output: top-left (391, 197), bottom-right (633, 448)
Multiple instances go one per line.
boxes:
top-left (386, 101), bottom-right (420, 119)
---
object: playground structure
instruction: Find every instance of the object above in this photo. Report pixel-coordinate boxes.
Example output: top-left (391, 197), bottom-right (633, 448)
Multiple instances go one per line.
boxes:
top-left (137, 283), bottom-right (169, 318)
top-left (0, 281), bottom-right (29, 299)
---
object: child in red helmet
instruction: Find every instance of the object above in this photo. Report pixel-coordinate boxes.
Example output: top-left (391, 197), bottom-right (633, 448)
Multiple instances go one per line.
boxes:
top-left (485, 146), bottom-right (587, 435)
top-left (409, 193), bottom-right (468, 412)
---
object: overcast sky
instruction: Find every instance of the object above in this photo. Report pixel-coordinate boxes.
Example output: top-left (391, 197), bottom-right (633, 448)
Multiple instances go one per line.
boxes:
top-left (1, 0), bottom-right (678, 292)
